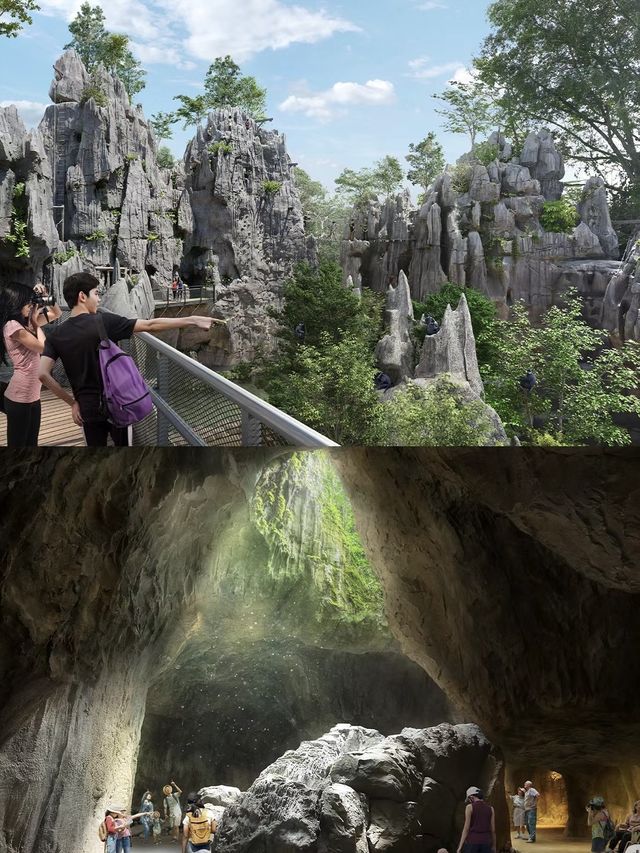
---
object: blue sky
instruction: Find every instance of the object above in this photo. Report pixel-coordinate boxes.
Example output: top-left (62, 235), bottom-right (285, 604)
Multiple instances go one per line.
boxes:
top-left (0, 0), bottom-right (493, 190)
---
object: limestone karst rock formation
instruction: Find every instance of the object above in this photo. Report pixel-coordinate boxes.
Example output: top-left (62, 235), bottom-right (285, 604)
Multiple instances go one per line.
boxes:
top-left (1, 449), bottom-right (639, 850)
top-left (215, 723), bottom-right (507, 853)
top-left (0, 50), bottom-right (313, 366)
top-left (340, 129), bottom-right (636, 340)
top-left (374, 271), bottom-right (416, 383)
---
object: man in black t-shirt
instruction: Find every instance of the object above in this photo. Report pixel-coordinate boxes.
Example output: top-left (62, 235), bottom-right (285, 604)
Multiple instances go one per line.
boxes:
top-left (40, 272), bottom-right (223, 446)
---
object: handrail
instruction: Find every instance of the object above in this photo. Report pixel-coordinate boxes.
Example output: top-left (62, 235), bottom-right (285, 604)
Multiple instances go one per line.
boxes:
top-left (136, 331), bottom-right (339, 448)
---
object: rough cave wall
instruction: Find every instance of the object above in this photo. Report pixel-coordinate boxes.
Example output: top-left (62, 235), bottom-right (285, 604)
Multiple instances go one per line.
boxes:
top-left (334, 448), bottom-right (640, 836)
top-left (0, 450), bottom-right (272, 853)
top-left (134, 454), bottom-right (452, 801)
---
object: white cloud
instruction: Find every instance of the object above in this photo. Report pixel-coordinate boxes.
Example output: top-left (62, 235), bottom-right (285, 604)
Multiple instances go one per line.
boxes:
top-left (279, 79), bottom-right (395, 120)
top-left (0, 100), bottom-right (48, 127)
top-left (407, 59), bottom-right (464, 80)
top-left (36, 0), bottom-right (359, 67)
top-left (451, 66), bottom-right (476, 84)
top-left (416, 1), bottom-right (447, 9)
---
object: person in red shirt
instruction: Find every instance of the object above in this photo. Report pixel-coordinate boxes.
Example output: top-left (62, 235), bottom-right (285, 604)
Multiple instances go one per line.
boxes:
top-left (103, 806), bottom-right (146, 852)
top-left (457, 786), bottom-right (496, 853)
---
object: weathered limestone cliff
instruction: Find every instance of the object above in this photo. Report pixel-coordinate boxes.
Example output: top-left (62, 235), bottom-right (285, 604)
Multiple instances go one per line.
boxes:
top-left (0, 50), bottom-right (313, 365)
top-left (341, 130), bottom-right (632, 340)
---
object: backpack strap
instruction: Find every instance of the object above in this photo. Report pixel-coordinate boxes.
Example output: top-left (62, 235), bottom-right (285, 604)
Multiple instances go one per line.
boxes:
top-left (95, 312), bottom-right (110, 343)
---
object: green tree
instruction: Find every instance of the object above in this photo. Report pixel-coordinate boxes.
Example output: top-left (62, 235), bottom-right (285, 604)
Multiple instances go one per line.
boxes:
top-left (334, 167), bottom-right (378, 208)
top-left (475, 0), bottom-right (640, 189)
top-left (203, 55), bottom-right (267, 118)
top-left (98, 32), bottom-right (146, 98)
top-left (382, 378), bottom-right (496, 446)
top-left (0, 0), bottom-right (39, 37)
top-left (434, 79), bottom-right (499, 152)
top-left (65, 3), bottom-right (145, 98)
top-left (373, 155), bottom-right (404, 198)
top-left (406, 133), bottom-right (446, 193)
top-left (483, 295), bottom-right (640, 444)
top-left (156, 146), bottom-right (175, 169)
top-left (293, 167), bottom-right (350, 261)
top-left (150, 112), bottom-right (175, 141)
top-left (173, 94), bottom-right (209, 129)
top-left (65, 2), bottom-right (106, 69)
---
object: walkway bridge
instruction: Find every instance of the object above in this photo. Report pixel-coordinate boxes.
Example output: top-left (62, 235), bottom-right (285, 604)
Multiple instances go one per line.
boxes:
top-left (0, 332), bottom-right (338, 449)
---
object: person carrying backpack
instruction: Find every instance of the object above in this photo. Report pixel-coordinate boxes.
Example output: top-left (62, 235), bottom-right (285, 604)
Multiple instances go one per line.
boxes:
top-left (181, 796), bottom-right (217, 853)
top-left (39, 272), bottom-right (225, 447)
top-left (588, 796), bottom-right (614, 853)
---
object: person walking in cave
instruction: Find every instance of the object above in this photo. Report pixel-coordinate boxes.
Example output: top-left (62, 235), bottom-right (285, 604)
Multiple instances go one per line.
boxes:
top-left (523, 780), bottom-right (540, 843)
top-left (113, 808), bottom-right (147, 852)
top-left (607, 799), bottom-right (640, 852)
top-left (588, 797), bottom-right (613, 853)
top-left (39, 272), bottom-right (224, 447)
top-left (163, 780), bottom-right (183, 842)
top-left (456, 786), bottom-right (496, 853)
top-left (181, 795), bottom-right (217, 853)
top-left (511, 787), bottom-right (526, 839)
top-left (140, 791), bottom-right (154, 840)
top-left (101, 807), bottom-right (146, 853)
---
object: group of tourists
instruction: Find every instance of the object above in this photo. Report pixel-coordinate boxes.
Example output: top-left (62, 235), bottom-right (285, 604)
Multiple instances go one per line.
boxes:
top-left (0, 273), bottom-right (223, 447)
top-left (510, 780), bottom-right (540, 842)
top-left (100, 781), bottom-right (218, 851)
top-left (595, 796), bottom-right (640, 853)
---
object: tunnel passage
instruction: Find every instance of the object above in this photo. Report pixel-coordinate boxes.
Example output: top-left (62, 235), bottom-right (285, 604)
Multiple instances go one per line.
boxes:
top-left (1, 449), bottom-right (639, 853)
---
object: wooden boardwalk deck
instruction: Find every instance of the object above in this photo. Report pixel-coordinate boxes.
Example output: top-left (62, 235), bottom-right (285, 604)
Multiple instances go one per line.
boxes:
top-left (0, 389), bottom-right (85, 447)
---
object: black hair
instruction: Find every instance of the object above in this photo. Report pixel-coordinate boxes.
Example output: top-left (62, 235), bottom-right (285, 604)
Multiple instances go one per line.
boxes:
top-left (0, 282), bottom-right (33, 365)
top-left (63, 272), bottom-right (99, 308)
top-left (187, 796), bottom-right (205, 817)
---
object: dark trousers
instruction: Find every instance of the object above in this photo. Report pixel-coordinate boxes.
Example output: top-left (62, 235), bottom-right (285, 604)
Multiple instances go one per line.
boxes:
top-left (463, 845), bottom-right (492, 853)
top-left (4, 398), bottom-right (41, 446)
top-left (83, 419), bottom-right (129, 447)
top-left (609, 830), bottom-right (631, 852)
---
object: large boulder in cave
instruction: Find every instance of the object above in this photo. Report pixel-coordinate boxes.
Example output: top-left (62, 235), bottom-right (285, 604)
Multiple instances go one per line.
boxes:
top-left (215, 723), bottom-right (506, 853)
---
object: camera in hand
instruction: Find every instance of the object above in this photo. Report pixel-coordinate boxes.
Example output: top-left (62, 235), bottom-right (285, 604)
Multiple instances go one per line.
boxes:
top-left (30, 290), bottom-right (56, 308)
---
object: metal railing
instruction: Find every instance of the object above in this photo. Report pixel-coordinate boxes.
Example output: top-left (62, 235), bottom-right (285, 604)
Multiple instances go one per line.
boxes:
top-left (129, 332), bottom-right (339, 448)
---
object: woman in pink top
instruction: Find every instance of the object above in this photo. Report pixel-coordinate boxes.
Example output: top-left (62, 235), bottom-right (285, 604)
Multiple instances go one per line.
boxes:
top-left (0, 282), bottom-right (61, 446)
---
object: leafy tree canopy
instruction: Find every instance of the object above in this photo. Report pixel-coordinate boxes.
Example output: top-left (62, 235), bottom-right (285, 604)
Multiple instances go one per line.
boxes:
top-left (293, 167), bottom-right (349, 262)
top-left (203, 55), bottom-right (267, 119)
top-left (150, 111), bottom-right (174, 141)
top-left (406, 132), bottom-right (446, 192)
top-left (65, 3), bottom-right (146, 98)
top-left (434, 79), bottom-right (499, 151)
top-left (475, 0), bottom-right (640, 191)
top-left (0, 0), bottom-right (39, 37)
top-left (172, 94), bottom-right (208, 129)
top-left (335, 155), bottom-right (404, 207)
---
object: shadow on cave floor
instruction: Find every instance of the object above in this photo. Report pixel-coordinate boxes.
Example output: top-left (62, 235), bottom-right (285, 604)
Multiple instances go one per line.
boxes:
top-left (510, 828), bottom-right (590, 852)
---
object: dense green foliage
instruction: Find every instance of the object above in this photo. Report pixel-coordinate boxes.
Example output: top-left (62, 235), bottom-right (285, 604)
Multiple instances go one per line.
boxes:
top-left (335, 155), bottom-right (404, 206)
top-left (383, 378), bottom-right (496, 446)
top-left (413, 283), bottom-right (498, 367)
top-left (473, 141), bottom-right (500, 166)
top-left (476, 0), bottom-right (640, 191)
top-left (172, 94), bottom-right (208, 129)
top-left (293, 167), bottom-right (349, 261)
top-left (6, 182), bottom-right (29, 258)
top-left (150, 112), bottom-right (174, 141)
top-left (434, 79), bottom-right (499, 151)
top-left (539, 199), bottom-right (579, 234)
top-left (156, 146), bottom-right (175, 169)
top-left (0, 0), bottom-right (38, 37)
top-left (65, 4), bottom-right (146, 98)
top-left (406, 133), bottom-right (445, 193)
top-left (204, 56), bottom-right (267, 118)
top-left (483, 295), bottom-right (640, 444)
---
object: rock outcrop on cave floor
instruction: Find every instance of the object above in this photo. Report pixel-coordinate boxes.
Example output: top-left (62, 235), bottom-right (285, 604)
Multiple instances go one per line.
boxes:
top-left (2, 450), bottom-right (640, 851)
top-left (341, 129), bottom-right (631, 338)
top-left (1, 50), bottom-right (315, 365)
top-left (215, 723), bottom-right (507, 853)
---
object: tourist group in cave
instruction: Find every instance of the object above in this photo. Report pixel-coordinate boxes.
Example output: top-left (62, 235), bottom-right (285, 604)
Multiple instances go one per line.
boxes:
top-left (100, 780), bottom-right (218, 851)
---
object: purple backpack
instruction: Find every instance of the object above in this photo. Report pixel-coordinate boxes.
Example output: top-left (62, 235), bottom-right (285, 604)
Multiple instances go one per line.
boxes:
top-left (96, 314), bottom-right (153, 427)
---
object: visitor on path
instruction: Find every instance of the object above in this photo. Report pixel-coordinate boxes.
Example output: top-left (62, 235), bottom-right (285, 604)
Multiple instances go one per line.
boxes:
top-left (177, 274), bottom-right (185, 299)
top-left (39, 272), bottom-right (224, 447)
top-left (587, 796), bottom-right (613, 853)
top-left (140, 791), bottom-right (154, 840)
top-left (172, 274), bottom-right (179, 300)
top-left (182, 795), bottom-right (217, 853)
top-left (608, 799), bottom-right (640, 852)
top-left (113, 809), bottom-right (147, 852)
top-left (152, 811), bottom-right (163, 844)
top-left (101, 806), bottom-right (145, 853)
top-left (163, 780), bottom-right (183, 842)
top-left (511, 787), bottom-right (526, 839)
top-left (456, 786), bottom-right (496, 853)
top-left (523, 780), bottom-right (540, 843)
top-left (0, 282), bottom-right (62, 446)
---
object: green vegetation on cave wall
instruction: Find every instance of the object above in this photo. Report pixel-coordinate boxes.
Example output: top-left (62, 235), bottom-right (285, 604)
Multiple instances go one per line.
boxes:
top-left (252, 454), bottom-right (387, 643)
